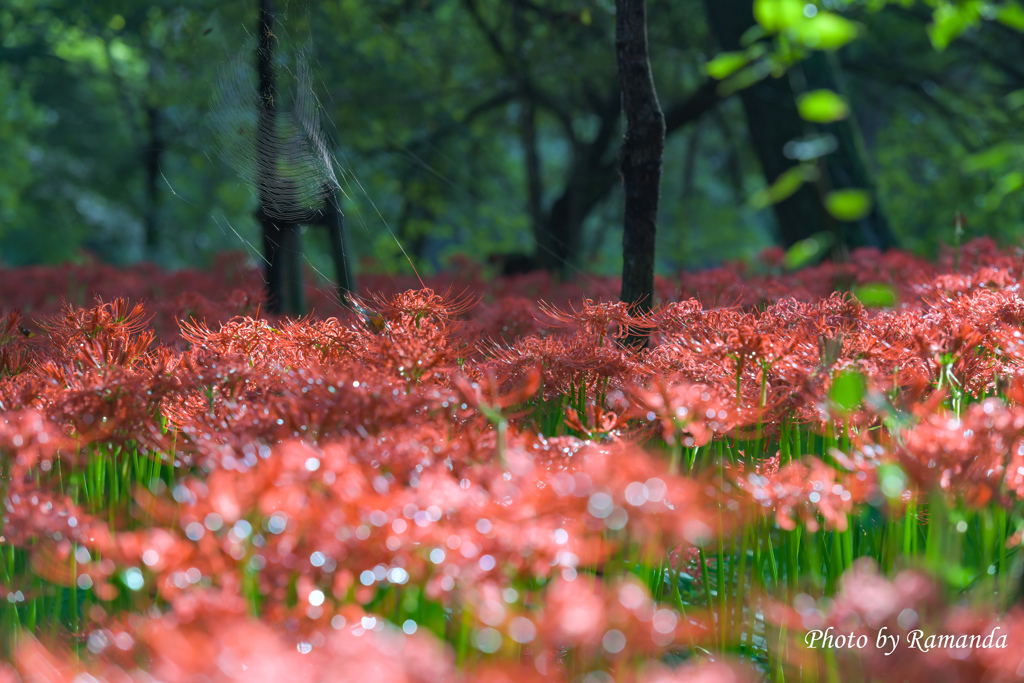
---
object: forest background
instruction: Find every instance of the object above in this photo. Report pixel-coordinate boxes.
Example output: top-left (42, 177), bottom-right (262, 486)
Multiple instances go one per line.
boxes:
top-left (3, 0), bottom-right (1022, 284)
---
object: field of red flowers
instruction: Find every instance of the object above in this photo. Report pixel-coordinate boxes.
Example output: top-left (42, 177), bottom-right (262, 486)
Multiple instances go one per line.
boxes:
top-left (3, 241), bottom-right (1024, 682)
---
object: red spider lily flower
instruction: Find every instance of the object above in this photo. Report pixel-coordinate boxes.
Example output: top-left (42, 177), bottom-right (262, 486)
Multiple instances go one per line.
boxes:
top-left (9, 247), bottom-right (1024, 681)
top-left (883, 398), bottom-right (1024, 505)
top-left (638, 660), bottom-right (759, 683)
top-left (564, 403), bottom-right (623, 441)
top-left (537, 575), bottom-right (609, 650)
top-left (732, 455), bottom-right (873, 532)
top-left (538, 299), bottom-right (657, 342)
top-left (626, 376), bottom-right (733, 447)
top-left (454, 365), bottom-right (542, 414)
top-left (0, 312), bottom-right (34, 379)
top-left (769, 559), bottom-right (1024, 683)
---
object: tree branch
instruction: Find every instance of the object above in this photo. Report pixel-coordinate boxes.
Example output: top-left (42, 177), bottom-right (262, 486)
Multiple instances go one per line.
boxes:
top-left (664, 78), bottom-right (721, 135)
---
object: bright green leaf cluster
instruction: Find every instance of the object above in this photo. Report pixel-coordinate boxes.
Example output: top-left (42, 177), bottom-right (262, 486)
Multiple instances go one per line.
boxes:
top-left (750, 163), bottom-right (819, 210)
top-left (753, 0), bottom-right (861, 49)
top-left (797, 89), bottom-right (850, 123)
top-left (790, 12), bottom-right (861, 49)
top-left (824, 188), bottom-right (873, 220)
top-left (753, 0), bottom-right (806, 32)
top-left (852, 282), bottom-right (897, 307)
top-left (927, 1), bottom-right (982, 50)
top-left (998, 2), bottom-right (1024, 31)
top-left (706, 51), bottom-right (750, 80)
top-left (830, 368), bottom-right (866, 412)
top-left (783, 230), bottom-right (834, 269)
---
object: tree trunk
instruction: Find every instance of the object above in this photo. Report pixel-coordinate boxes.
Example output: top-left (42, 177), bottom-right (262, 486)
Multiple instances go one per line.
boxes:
top-left (521, 101), bottom-right (545, 249)
top-left (459, 0), bottom-right (720, 277)
top-left (323, 189), bottom-right (355, 299)
top-left (616, 0), bottom-right (666, 349)
top-left (533, 96), bottom-right (619, 276)
top-left (703, 0), bottom-right (897, 252)
top-left (702, 0), bottom-right (829, 248)
top-left (681, 120), bottom-right (701, 200)
top-left (255, 0), bottom-right (302, 315)
top-left (143, 104), bottom-right (162, 259)
top-left (801, 52), bottom-right (897, 250)
top-left (537, 160), bottom-right (592, 276)
top-left (512, 3), bottom-right (546, 257)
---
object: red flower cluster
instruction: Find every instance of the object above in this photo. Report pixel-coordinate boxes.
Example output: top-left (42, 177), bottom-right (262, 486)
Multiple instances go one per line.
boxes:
top-left (1, 239), bottom-right (1024, 680)
top-left (770, 559), bottom-right (1024, 682)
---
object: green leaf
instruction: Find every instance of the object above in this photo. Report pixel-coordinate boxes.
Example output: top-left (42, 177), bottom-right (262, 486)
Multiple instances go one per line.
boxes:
top-left (878, 463), bottom-right (907, 500)
top-left (783, 231), bottom-right (834, 270)
top-left (831, 369), bottom-right (866, 412)
top-left (940, 564), bottom-right (976, 590)
top-left (928, 2), bottom-right (981, 51)
top-left (753, 0), bottom-right (805, 32)
top-left (824, 188), bottom-right (873, 220)
top-left (1006, 89), bottom-right (1024, 110)
top-left (739, 25), bottom-right (768, 47)
top-left (749, 163), bottom-right (817, 210)
top-left (706, 52), bottom-right (750, 80)
top-left (791, 12), bottom-right (860, 50)
top-left (716, 60), bottom-right (772, 97)
top-left (997, 2), bottom-right (1024, 31)
top-left (797, 89), bottom-right (850, 123)
top-left (852, 283), bottom-right (896, 307)
top-left (963, 142), bottom-right (1021, 173)
top-left (983, 170), bottom-right (1024, 209)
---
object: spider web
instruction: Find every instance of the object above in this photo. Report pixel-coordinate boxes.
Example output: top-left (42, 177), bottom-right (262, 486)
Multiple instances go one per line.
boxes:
top-left (194, 19), bottom-right (425, 310)
top-left (205, 40), bottom-right (340, 223)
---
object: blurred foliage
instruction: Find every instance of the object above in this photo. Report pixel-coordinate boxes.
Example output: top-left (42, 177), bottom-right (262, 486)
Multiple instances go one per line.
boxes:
top-left (1, 0), bottom-right (1023, 276)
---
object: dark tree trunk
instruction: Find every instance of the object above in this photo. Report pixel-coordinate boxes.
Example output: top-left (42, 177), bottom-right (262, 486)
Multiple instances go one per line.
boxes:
top-left (513, 3), bottom-right (546, 256)
top-left (323, 190), bottom-right (355, 299)
top-left (681, 120), bottom-right (701, 200)
top-left (702, 0), bottom-right (830, 248)
top-left (460, 0), bottom-right (720, 277)
top-left (537, 158), bottom-right (604, 276)
top-left (801, 52), bottom-right (897, 250)
top-left (255, 0), bottom-right (301, 315)
top-left (712, 112), bottom-right (748, 202)
top-left (535, 88), bottom-right (625, 276)
top-left (143, 104), bottom-right (163, 259)
top-left (281, 226), bottom-right (303, 313)
top-left (535, 78), bottom-right (721, 278)
top-left (616, 0), bottom-right (666, 349)
top-left (703, 0), bottom-right (897, 252)
top-left (521, 101), bottom-right (545, 248)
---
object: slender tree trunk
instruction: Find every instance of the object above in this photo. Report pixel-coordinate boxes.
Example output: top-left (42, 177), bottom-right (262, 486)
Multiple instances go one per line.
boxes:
top-left (537, 160), bottom-right (582, 276)
top-left (535, 89), bottom-right (622, 277)
top-left (257, 0), bottom-right (282, 312)
top-left (461, 0), bottom-right (720, 276)
top-left (255, 0), bottom-right (302, 314)
top-left (323, 189), bottom-right (354, 298)
top-left (713, 112), bottom-right (747, 202)
top-left (512, 3), bottom-right (545, 259)
top-left (281, 226), bottom-right (304, 314)
top-left (143, 104), bottom-right (162, 259)
top-left (521, 101), bottom-right (546, 262)
top-left (616, 0), bottom-right (665, 349)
